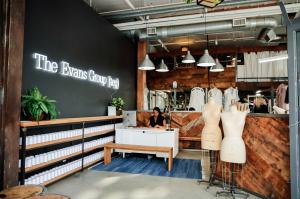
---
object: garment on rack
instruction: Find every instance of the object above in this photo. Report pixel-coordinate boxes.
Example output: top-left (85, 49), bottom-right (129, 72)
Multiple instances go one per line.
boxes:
top-left (285, 86), bottom-right (289, 104)
top-left (149, 91), bottom-right (156, 110)
top-left (208, 87), bottom-right (223, 107)
top-left (224, 87), bottom-right (240, 111)
top-left (188, 87), bottom-right (205, 112)
top-left (144, 87), bottom-right (149, 110)
top-left (276, 84), bottom-right (288, 110)
top-left (155, 92), bottom-right (168, 110)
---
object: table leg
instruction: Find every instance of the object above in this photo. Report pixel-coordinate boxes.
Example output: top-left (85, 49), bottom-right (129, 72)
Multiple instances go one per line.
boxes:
top-left (168, 149), bottom-right (173, 172)
top-left (104, 147), bottom-right (112, 165)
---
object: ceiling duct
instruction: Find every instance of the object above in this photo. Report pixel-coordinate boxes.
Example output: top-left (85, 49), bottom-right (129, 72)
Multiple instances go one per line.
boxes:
top-left (126, 17), bottom-right (278, 40)
top-left (258, 28), bottom-right (281, 43)
top-left (232, 18), bottom-right (247, 27)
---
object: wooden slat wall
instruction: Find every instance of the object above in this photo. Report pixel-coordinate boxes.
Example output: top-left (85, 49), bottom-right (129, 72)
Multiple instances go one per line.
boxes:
top-left (147, 67), bottom-right (236, 90)
top-left (137, 111), bottom-right (290, 198)
top-left (234, 116), bottom-right (290, 198)
top-left (170, 112), bottom-right (203, 149)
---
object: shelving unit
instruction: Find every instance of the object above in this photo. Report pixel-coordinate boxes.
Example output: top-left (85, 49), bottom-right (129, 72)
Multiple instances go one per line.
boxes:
top-left (24, 129), bottom-right (114, 150)
top-left (42, 157), bottom-right (104, 187)
top-left (19, 116), bottom-right (123, 186)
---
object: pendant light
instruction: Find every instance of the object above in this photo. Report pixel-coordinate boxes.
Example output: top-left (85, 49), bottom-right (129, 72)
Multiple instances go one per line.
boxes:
top-left (197, 9), bottom-right (216, 67)
top-left (138, 16), bottom-right (155, 71)
top-left (156, 59), bottom-right (169, 72)
top-left (210, 58), bottom-right (224, 72)
top-left (182, 51), bottom-right (195, 63)
top-left (139, 54), bottom-right (155, 70)
top-left (182, 33), bottom-right (195, 64)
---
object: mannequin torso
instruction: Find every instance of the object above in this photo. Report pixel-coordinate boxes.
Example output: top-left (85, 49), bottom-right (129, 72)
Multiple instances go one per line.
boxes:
top-left (201, 98), bottom-right (222, 151)
top-left (220, 105), bottom-right (247, 163)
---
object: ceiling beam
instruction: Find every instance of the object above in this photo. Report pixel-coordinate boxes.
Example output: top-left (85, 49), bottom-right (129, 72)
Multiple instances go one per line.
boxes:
top-left (149, 45), bottom-right (287, 58)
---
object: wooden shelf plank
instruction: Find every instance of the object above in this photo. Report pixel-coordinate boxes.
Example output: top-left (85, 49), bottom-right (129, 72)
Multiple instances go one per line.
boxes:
top-left (23, 143), bottom-right (110, 173)
top-left (20, 115), bottom-right (123, 128)
top-left (42, 158), bottom-right (104, 186)
top-left (83, 158), bottom-right (103, 169)
top-left (24, 151), bottom-right (82, 173)
top-left (42, 167), bottom-right (82, 186)
top-left (24, 130), bottom-right (114, 150)
top-left (84, 129), bottom-right (114, 139)
top-left (179, 137), bottom-right (201, 142)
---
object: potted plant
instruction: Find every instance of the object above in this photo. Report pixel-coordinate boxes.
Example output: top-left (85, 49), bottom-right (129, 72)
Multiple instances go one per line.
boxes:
top-left (21, 87), bottom-right (58, 121)
top-left (110, 97), bottom-right (125, 116)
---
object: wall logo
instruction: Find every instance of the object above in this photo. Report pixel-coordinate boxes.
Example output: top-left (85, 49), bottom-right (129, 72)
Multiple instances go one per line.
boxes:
top-left (32, 53), bottom-right (119, 90)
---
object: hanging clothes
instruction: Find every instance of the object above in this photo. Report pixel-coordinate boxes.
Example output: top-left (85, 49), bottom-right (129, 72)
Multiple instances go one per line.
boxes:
top-left (143, 87), bottom-right (149, 110)
top-left (188, 87), bottom-right (205, 112)
top-left (276, 84), bottom-right (288, 110)
top-left (224, 87), bottom-right (240, 111)
top-left (155, 92), bottom-right (168, 111)
top-left (208, 87), bottom-right (223, 108)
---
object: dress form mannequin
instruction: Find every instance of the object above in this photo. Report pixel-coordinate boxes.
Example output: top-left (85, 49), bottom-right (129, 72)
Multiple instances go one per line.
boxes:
top-left (201, 97), bottom-right (222, 151)
top-left (220, 105), bottom-right (247, 164)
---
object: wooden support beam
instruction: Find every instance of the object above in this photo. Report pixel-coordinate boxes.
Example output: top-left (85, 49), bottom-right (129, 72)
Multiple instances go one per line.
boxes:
top-left (137, 41), bottom-right (147, 110)
top-left (149, 45), bottom-right (287, 58)
top-left (0, 0), bottom-right (25, 190)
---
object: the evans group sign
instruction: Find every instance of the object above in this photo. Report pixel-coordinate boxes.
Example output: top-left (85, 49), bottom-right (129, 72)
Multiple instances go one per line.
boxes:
top-left (32, 53), bottom-right (120, 90)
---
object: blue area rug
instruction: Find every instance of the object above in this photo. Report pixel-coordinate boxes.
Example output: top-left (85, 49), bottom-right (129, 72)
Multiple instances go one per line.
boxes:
top-left (92, 156), bottom-right (202, 179)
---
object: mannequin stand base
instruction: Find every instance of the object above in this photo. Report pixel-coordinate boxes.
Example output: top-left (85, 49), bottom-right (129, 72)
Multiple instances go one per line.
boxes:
top-left (216, 189), bottom-right (249, 199)
top-left (197, 174), bottom-right (223, 190)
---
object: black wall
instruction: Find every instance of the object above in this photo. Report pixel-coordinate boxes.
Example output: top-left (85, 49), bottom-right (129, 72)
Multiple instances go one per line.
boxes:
top-left (22, 0), bottom-right (137, 118)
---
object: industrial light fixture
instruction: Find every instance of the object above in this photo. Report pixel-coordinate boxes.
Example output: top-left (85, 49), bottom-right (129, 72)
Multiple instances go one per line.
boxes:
top-left (138, 54), bottom-right (155, 70)
top-left (258, 54), bottom-right (288, 63)
top-left (182, 51), bottom-right (195, 63)
top-left (138, 16), bottom-right (155, 71)
top-left (210, 58), bottom-right (224, 72)
top-left (182, 33), bottom-right (195, 63)
top-left (197, 49), bottom-right (216, 67)
top-left (197, 9), bottom-right (216, 67)
top-left (156, 59), bottom-right (169, 72)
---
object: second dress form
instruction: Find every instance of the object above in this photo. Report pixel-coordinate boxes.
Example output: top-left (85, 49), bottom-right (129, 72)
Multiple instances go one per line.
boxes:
top-left (201, 98), bottom-right (222, 151)
top-left (220, 105), bottom-right (247, 164)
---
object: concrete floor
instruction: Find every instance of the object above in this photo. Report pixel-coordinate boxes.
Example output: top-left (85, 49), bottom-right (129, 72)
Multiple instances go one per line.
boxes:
top-left (47, 151), bottom-right (261, 199)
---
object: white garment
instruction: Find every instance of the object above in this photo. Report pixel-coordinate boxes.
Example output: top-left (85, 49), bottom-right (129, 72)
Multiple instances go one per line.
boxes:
top-left (149, 91), bottom-right (156, 110)
top-left (188, 87), bottom-right (205, 112)
top-left (155, 92), bottom-right (168, 111)
top-left (208, 87), bottom-right (223, 108)
top-left (144, 87), bottom-right (149, 110)
top-left (224, 87), bottom-right (240, 111)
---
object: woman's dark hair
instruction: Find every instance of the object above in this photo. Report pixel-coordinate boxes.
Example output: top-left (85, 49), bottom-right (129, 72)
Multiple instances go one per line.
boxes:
top-left (153, 107), bottom-right (162, 115)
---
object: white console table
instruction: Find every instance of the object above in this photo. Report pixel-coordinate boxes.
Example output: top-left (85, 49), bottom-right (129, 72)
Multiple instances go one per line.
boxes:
top-left (115, 127), bottom-right (179, 158)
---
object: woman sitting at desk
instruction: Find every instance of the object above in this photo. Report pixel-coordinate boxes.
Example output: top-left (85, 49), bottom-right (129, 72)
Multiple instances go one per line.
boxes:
top-left (147, 107), bottom-right (166, 128)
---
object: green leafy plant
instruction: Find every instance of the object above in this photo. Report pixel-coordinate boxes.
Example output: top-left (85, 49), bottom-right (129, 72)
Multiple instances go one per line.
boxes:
top-left (111, 97), bottom-right (125, 111)
top-left (21, 87), bottom-right (58, 121)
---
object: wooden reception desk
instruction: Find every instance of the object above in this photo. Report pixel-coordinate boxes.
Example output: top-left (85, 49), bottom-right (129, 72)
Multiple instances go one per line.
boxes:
top-left (137, 111), bottom-right (290, 198)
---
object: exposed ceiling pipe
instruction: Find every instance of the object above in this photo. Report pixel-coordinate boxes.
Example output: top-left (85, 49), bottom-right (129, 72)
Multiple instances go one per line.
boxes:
top-left (100, 0), bottom-right (274, 20)
top-left (126, 17), bottom-right (279, 40)
top-left (123, 0), bottom-right (169, 52)
top-left (123, 0), bottom-right (144, 21)
top-left (114, 3), bottom-right (300, 31)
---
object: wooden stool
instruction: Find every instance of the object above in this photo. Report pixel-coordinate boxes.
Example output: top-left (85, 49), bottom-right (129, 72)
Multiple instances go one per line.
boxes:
top-left (27, 194), bottom-right (71, 199)
top-left (0, 185), bottom-right (45, 199)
